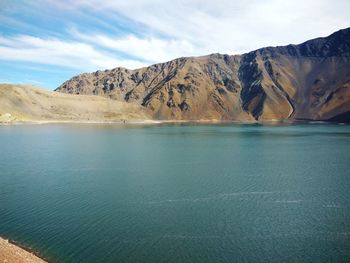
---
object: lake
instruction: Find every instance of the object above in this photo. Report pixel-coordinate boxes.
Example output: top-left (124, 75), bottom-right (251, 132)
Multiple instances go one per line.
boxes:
top-left (0, 123), bottom-right (350, 262)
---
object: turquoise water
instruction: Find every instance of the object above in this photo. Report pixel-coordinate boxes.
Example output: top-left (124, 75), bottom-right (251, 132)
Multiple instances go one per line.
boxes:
top-left (0, 123), bottom-right (350, 262)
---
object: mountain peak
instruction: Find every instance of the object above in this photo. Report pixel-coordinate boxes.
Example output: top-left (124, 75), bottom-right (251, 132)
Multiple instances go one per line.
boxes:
top-left (56, 28), bottom-right (350, 123)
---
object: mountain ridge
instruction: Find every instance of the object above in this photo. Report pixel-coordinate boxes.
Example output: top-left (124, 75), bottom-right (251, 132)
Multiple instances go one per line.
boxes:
top-left (56, 27), bottom-right (350, 122)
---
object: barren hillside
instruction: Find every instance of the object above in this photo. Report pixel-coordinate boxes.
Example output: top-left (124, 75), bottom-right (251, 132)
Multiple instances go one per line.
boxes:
top-left (57, 28), bottom-right (350, 122)
top-left (0, 84), bottom-right (150, 123)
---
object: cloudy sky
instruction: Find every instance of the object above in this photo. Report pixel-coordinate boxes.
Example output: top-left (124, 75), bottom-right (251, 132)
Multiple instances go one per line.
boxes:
top-left (0, 0), bottom-right (349, 89)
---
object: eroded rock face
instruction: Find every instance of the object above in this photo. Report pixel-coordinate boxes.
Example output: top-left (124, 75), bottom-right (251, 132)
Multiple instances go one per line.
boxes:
top-left (56, 28), bottom-right (350, 122)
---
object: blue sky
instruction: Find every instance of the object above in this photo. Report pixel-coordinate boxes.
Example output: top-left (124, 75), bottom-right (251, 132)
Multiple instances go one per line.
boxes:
top-left (1, 0), bottom-right (349, 89)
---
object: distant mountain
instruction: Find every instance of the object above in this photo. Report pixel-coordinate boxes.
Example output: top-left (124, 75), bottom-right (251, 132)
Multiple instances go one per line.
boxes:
top-left (56, 28), bottom-right (350, 122)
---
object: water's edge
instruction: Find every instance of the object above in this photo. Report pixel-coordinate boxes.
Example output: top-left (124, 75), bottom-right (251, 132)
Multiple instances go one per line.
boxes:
top-left (0, 235), bottom-right (49, 263)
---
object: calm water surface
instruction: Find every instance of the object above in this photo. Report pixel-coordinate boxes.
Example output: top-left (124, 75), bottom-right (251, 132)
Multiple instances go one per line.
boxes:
top-left (0, 123), bottom-right (350, 262)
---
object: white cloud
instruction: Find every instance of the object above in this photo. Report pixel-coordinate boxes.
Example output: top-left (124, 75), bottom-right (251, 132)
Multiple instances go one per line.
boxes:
top-left (1, 0), bottom-right (349, 73)
top-left (54, 0), bottom-right (350, 54)
top-left (70, 28), bottom-right (195, 63)
top-left (0, 35), bottom-right (147, 70)
top-left (23, 78), bottom-right (43, 85)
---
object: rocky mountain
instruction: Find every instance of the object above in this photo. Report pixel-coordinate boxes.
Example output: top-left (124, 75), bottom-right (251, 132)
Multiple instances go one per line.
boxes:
top-left (56, 28), bottom-right (350, 122)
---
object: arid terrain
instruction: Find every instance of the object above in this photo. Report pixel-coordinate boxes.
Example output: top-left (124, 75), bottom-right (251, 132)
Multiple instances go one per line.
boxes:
top-left (0, 84), bottom-right (151, 123)
top-left (57, 27), bottom-right (350, 123)
top-left (0, 237), bottom-right (47, 263)
top-left (1, 28), bottom-right (349, 124)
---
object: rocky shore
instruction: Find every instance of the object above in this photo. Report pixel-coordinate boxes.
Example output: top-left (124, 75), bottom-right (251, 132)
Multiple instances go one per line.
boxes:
top-left (0, 237), bottom-right (47, 263)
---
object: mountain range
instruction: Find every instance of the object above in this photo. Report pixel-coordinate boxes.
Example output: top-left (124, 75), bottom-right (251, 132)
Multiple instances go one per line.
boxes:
top-left (1, 28), bottom-right (349, 123)
top-left (56, 27), bottom-right (350, 123)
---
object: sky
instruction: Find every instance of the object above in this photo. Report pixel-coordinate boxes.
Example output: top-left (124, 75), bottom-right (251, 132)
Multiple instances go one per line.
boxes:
top-left (0, 0), bottom-right (349, 89)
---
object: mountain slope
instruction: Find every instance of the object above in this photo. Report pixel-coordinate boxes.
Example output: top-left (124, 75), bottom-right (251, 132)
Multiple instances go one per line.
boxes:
top-left (56, 28), bottom-right (350, 122)
top-left (0, 84), bottom-right (151, 123)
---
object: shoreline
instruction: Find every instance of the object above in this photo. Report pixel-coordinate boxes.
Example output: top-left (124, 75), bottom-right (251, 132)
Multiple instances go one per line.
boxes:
top-left (0, 119), bottom-right (346, 126)
top-left (0, 236), bottom-right (49, 263)
top-left (0, 119), bottom-right (162, 126)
